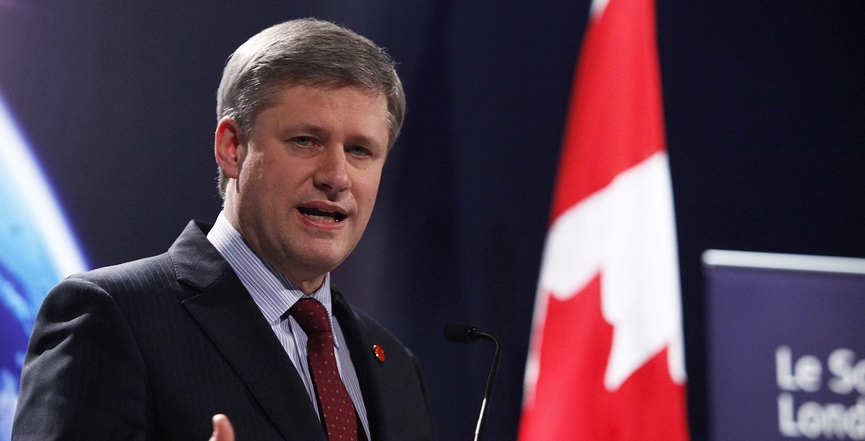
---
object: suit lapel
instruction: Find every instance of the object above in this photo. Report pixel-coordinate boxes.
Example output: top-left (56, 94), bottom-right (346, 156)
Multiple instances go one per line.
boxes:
top-left (332, 288), bottom-right (386, 441)
top-left (168, 221), bottom-right (326, 441)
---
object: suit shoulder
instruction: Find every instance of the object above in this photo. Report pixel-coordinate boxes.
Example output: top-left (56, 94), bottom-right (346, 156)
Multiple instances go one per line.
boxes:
top-left (62, 219), bottom-right (219, 296)
top-left (69, 253), bottom-right (175, 289)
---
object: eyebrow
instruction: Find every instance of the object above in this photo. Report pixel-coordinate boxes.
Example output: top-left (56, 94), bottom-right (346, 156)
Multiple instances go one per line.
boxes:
top-left (278, 123), bottom-right (327, 139)
top-left (280, 123), bottom-right (386, 150)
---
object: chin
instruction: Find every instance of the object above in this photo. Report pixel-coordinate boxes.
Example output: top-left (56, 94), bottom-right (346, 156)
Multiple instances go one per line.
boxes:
top-left (298, 248), bottom-right (351, 273)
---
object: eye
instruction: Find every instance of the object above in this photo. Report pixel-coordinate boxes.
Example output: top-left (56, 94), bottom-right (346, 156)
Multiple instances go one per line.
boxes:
top-left (347, 145), bottom-right (372, 157)
top-left (293, 136), bottom-right (314, 147)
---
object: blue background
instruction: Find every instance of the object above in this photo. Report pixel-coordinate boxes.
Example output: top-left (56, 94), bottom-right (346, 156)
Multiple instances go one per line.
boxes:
top-left (0, 1), bottom-right (863, 440)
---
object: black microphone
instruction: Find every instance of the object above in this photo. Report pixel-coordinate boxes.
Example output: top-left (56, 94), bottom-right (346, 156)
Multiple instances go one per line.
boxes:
top-left (443, 321), bottom-right (502, 441)
top-left (443, 321), bottom-right (481, 343)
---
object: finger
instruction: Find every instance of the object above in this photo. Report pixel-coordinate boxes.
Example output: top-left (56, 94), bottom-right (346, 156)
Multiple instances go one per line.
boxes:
top-left (209, 414), bottom-right (235, 441)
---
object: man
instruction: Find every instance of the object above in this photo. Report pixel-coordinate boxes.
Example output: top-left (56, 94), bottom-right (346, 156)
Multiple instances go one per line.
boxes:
top-left (13, 19), bottom-right (434, 441)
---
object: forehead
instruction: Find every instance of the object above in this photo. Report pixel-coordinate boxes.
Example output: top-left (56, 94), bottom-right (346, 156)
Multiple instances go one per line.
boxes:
top-left (260, 81), bottom-right (383, 113)
top-left (253, 81), bottom-right (392, 133)
top-left (254, 85), bottom-right (389, 141)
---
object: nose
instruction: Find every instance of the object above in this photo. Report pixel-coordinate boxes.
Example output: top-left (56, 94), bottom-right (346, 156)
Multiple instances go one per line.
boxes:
top-left (313, 147), bottom-right (351, 196)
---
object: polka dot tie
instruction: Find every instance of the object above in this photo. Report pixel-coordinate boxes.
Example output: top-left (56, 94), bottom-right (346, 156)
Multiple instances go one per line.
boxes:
top-left (290, 298), bottom-right (358, 441)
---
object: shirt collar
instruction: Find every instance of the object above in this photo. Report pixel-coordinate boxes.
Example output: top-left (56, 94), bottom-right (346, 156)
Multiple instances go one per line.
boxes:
top-left (206, 211), bottom-right (337, 341)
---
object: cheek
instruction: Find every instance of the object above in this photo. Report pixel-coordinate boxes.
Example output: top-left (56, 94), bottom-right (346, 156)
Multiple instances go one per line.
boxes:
top-left (257, 158), bottom-right (304, 195)
top-left (238, 153), bottom-right (266, 186)
top-left (353, 173), bottom-right (382, 208)
top-left (238, 158), bottom-right (283, 213)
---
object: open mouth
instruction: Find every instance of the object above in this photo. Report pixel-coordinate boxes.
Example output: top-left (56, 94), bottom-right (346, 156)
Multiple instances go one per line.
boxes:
top-left (297, 207), bottom-right (347, 223)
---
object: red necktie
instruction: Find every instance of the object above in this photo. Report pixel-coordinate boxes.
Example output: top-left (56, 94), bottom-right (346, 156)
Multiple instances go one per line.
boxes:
top-left (290, 298), bottom-right (359, 441)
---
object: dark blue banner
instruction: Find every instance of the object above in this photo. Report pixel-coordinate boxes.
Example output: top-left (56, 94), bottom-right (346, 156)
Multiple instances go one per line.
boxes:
top-left (705, 250), bottom-right (865, 440)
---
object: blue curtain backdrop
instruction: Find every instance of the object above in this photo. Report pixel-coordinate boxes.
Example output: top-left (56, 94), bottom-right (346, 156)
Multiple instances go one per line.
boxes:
top-left (0, 1), bottom-right (863, 440)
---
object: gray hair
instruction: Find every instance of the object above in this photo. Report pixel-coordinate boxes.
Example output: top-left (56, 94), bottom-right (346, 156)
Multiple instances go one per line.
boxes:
top-left (215, 18), bottom-right (406, 198)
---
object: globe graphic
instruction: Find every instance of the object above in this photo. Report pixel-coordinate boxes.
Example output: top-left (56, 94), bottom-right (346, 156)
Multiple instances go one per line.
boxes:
top-left (0, 96), bottom-right (87, 440)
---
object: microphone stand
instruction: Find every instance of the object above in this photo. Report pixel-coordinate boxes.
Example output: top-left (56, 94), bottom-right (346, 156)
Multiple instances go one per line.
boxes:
top-left (471, 330), bottom-right (501, 441)
top-left (443, 321), bottom-right (502, 441)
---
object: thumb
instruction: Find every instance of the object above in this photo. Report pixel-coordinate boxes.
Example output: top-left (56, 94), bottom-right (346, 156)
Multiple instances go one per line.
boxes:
top-left (209, 414), bottom-right (235, 441)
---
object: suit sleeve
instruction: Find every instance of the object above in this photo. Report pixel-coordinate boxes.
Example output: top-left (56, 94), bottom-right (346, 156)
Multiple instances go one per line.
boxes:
top-left (409, 352), bottom-right (434, 437)
top-left (13, 277), bottom-right (150, 440)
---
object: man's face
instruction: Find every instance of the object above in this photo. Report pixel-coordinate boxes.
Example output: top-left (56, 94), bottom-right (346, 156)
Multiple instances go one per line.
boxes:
top-left (220, 85), bottom-right (389, 293)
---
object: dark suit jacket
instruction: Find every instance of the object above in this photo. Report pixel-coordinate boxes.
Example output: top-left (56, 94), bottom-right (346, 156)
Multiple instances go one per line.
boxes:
top-left (13, 221), bottom-right (434, 441)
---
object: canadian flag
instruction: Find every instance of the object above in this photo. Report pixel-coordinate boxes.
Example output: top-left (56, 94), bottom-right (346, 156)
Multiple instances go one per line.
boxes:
top-left (517, 0), bottom-right (690, 438)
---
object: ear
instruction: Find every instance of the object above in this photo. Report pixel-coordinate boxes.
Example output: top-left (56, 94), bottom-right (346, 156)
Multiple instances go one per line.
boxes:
top-left (215, 117), bottom-right (245, 180)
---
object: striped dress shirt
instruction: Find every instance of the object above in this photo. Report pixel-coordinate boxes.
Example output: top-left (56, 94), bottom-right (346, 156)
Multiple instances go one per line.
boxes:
top-left (206, 212), bottom-right (370, 439)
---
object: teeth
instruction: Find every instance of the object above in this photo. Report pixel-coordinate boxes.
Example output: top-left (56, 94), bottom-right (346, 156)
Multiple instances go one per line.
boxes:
top-left (298, 206), bottom-right (346, 222)
top-left (303, 213), bottom-right (339, 223)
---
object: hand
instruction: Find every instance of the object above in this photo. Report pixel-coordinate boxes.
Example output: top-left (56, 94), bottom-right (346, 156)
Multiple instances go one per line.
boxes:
top-left (209, 414), bottom-right (235, 441)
